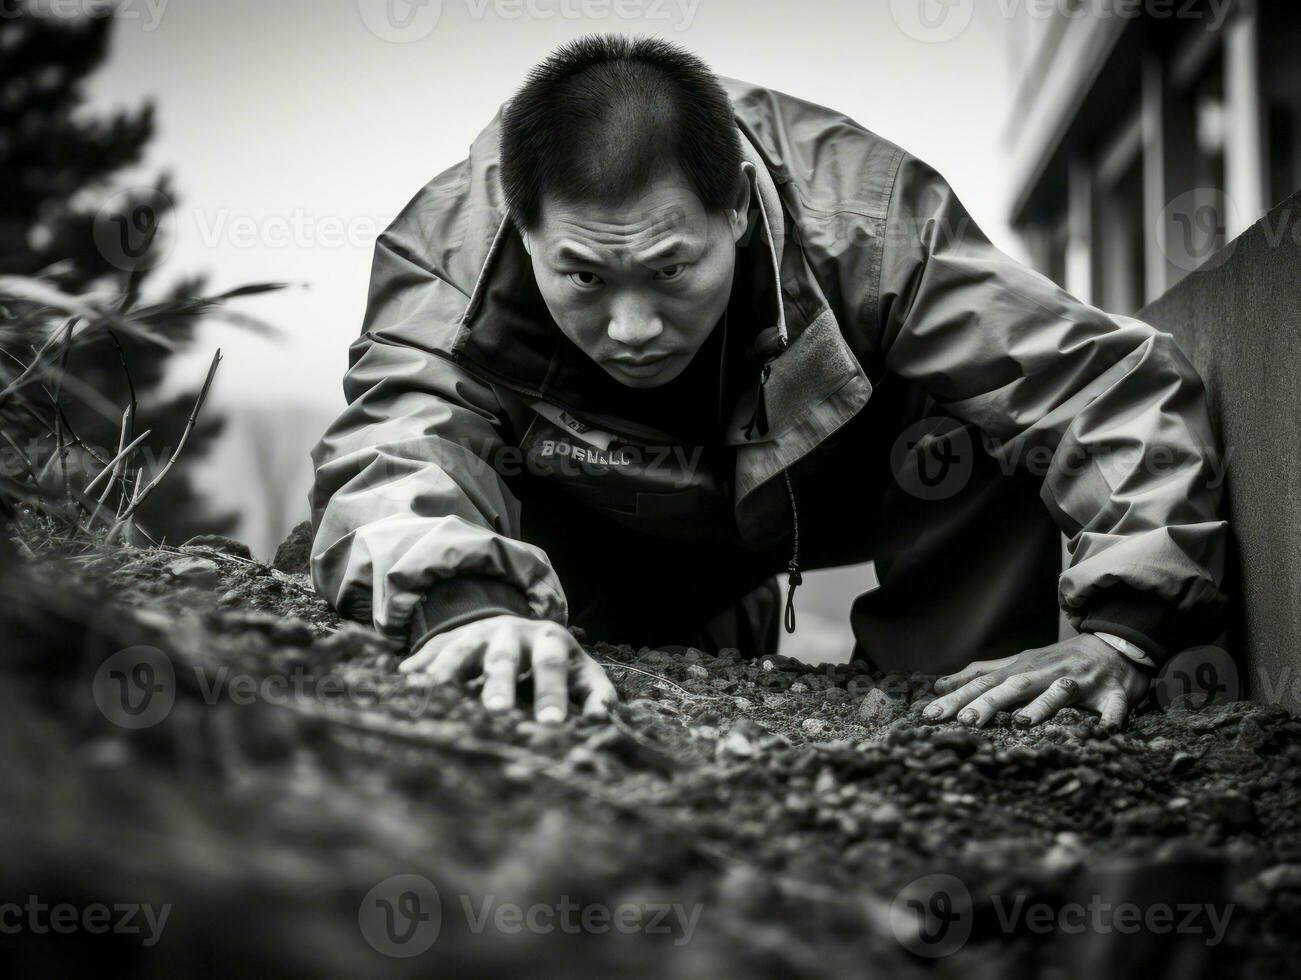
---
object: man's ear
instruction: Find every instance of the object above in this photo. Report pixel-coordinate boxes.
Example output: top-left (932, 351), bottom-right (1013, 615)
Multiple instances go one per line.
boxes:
top-left (728, 162), bottom-right (755, 243)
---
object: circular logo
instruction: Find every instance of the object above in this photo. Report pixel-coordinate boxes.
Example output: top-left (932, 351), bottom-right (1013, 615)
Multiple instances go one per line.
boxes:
top-left (93, 187), bottom-right (176, 273)
top-left (889, 0), bottom-right (975, 44)
top-left (93, 645), bottom-right (177, 730)
top-left (1152, 645), bottom-right (1239, 711)
top-left (1158, 188), bottom-right (1242, 275)
top-left (357, 0), bottom-right (442, 43)
top-left (890, 416), bottom-right (975, 501)
top-left (358, 874), bottom-right (441, 957)
top-left (890, 873), bottom-right (972, 957)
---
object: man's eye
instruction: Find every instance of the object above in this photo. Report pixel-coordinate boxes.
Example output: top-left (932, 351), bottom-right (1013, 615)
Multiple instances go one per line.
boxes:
top-left (653, 264), bottom-right (686, 281)
top-left (568, 271), bottom-right (603, 288)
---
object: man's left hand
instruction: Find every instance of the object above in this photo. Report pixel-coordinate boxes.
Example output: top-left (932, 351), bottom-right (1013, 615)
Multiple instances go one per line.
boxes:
top-left (924, 634), bottom-right (1150, 730)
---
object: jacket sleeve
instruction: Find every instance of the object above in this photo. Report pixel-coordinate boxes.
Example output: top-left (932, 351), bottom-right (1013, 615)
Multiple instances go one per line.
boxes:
top-left (308, 201), bottom-right (567, 651)
top-left (873, 153), bottom-right (1227, 662)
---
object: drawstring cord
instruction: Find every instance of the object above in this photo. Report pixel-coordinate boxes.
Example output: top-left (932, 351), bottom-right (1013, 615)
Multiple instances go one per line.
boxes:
top-left (783, 470), bottom-right (801, 633)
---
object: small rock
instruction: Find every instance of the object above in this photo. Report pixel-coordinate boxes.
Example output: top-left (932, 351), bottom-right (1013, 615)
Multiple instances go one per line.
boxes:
top-left (924, 749), bottom-right (961, 772)
top-left (1237, 717), bottom-right (1269, 750)
top-left (182, 534), bottom-right (253, 560)
top-left (1257, 864), bottom-right (1301, 892)
top-left (166, 556), bottom-right (221, 589)
top-left (272, 520), bottom-right (314, 574)
top-left (866, 802), bottom-right (903, 834)
top-left (857, 688), bottom-right (903, 726)
top-left (790, 682), bottom-right (809, 693)
top-left (802, 718), bottom-right (828, 735)
top-left (686, 664), bottom-right (709, 680)
top-left (717, 729), bottom-right (757, 758)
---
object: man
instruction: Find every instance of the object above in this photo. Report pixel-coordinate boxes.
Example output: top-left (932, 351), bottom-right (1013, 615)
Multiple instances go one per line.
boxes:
top-left (309, 36), bottom-right (1227, 729)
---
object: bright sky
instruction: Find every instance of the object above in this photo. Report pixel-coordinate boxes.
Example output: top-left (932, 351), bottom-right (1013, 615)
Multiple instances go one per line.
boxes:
top-left (85, 0), bottom-right (1021, 657)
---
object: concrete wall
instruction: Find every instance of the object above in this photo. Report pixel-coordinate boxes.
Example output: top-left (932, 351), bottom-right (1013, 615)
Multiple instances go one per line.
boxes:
top-left (1139, 188), bottom-right (1301, 709)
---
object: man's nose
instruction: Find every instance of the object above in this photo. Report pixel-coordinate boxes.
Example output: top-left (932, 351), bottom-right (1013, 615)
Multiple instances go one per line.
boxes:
top-left (607, 295), bottom-right (664, 348)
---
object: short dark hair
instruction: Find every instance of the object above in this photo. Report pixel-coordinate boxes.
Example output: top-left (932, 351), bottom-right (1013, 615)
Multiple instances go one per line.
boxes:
top-left (500, 35), bottom-right (743, 230)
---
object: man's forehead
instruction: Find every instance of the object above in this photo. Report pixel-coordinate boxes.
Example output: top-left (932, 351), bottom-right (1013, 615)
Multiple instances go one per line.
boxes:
top-left (536, 183), bottom-right (711, 254)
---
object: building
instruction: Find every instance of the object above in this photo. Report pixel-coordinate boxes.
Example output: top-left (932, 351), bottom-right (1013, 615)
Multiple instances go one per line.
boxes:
top-left (1004, 0), bottom-right (1301, 313)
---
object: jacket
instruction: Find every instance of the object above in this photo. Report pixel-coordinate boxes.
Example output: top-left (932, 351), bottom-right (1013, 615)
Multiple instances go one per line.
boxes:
top-left (308, 78), bottom-right (1228, 665)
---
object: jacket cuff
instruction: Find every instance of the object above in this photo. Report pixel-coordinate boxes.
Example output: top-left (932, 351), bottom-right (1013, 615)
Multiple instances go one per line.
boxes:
top-left (408, 575), bottom-right (533, 652)
top-left (1078, 593), bottom-right (1183, 667)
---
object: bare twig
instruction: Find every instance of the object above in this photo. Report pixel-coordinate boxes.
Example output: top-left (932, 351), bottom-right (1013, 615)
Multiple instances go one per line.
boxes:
top-left (107, 349), bottom-right (221, 543)
top-left (84, 428), bottom-right (152, 498)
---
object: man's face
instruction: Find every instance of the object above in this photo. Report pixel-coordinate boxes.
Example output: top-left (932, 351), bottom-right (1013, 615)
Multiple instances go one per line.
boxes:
top-left (525, 167), bottom-right (751, 389)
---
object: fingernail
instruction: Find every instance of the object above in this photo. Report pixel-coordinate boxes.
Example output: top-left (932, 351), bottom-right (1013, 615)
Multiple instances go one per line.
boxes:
top-left (924, 705), bottom-right (942, 720)
top-left (958, 709), bottom-right (977, 725)
top-left (536, 705), bottom-right (565, 725)
top-left (1013, 713), bottom-right (1030, 727)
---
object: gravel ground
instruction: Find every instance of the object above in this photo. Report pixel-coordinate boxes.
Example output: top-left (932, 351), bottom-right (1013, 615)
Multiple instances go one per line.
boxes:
top-left (2, 530), bottom-right (1298, 979)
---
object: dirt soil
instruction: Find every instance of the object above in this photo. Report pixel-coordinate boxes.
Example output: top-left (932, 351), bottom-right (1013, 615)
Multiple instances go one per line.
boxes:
top-left (2, 531), bottom-right (1299, 979)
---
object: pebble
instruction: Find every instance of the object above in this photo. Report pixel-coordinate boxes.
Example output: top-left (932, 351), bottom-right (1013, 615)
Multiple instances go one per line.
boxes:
top-left (182, 535), bottom-right (253, 560)
top-left (857, 688), bottom-right (902, 727)
top-left (802, 718), bottom-right (828, 735)
top-left (166, 556), bottom-right (221, 589)
top-left (686, 664), bottom-right (709, 679)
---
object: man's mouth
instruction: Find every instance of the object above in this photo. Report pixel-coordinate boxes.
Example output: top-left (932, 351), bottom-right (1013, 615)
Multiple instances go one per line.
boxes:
top-left (609, 352), bottom-right (675, 374)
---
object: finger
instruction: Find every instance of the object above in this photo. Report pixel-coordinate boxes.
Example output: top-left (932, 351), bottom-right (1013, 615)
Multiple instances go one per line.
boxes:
top-left (399, 637), bottom-right (445, 673)
top-left (574, 659), bottom-right (617, 719)
top-left (924, 670), bottom-right (1008, 722)
top-left (425, 637), bottom-right (484, 685)
top-left (530, 631), bottom-right (574, 724)
top-left (1097, 687), bottom-right (1130, 730)
top-left (1013, 676), bottom-right (1079, 727)
top-left (958, 672), bottom-right (1048, 728)
top-left (480, 638), bottom-right (521, 712)
top-left (933, 655), bottom-right (1016, 694)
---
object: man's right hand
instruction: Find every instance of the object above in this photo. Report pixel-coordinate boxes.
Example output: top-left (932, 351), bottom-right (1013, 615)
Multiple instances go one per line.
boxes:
top-left (398, 615), bottom-right (616, 723)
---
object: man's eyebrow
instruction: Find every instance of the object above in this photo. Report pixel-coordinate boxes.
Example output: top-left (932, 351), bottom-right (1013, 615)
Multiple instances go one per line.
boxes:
top-left (553, 244), bottom-right (604, 266)
top-left (634, 239), bottom-right (692, 265)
